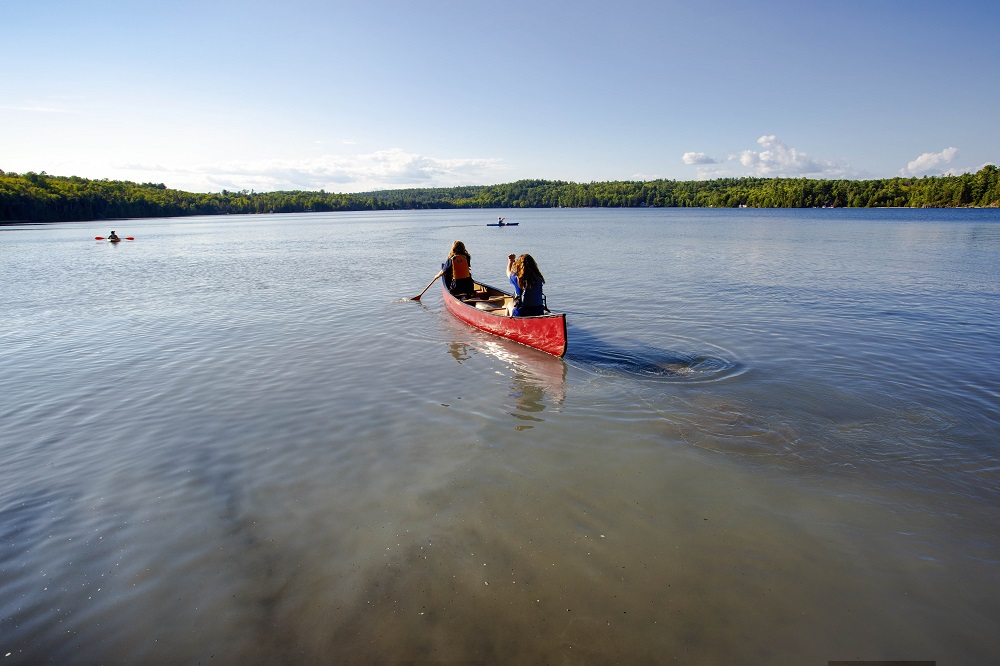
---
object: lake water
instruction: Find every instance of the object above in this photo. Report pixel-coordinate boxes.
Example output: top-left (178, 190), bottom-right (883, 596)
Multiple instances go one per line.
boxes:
top-left (2, 208), bottom-right (998, 664)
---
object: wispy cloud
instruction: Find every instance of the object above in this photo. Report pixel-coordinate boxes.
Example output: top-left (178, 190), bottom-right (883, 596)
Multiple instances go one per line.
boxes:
top-left (120, 148), bottom-right (506, 193)
top-left (0, 104), bottom-right (73, 114)
top-left (944, 162), bottom-right (994, 177)
top-left (898, 147), bottom-right (959, 177)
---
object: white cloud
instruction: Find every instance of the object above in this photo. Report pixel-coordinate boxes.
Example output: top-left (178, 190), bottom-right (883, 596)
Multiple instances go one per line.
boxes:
top-left (682, 152), bottom-right (717, 165)
top-left (944, 162), bottom-right (993, 176)
top-left (117, 148), bottom-right (506, 193)
top-left (737, 135), bottom-right (849, 177)
top-left (683, 135), bottom-right (853, 179)
top-left (898, 147), bottom-right (959, 177)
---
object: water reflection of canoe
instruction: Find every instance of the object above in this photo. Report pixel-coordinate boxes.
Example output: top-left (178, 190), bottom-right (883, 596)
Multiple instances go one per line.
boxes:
top-left (441, 280), bottom-right (567, 357)
top-left (479, 337), bottom-right (567, 406)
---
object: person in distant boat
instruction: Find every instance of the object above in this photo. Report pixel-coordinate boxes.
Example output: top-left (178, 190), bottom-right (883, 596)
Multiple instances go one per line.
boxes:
top-left (433, 240), bottom-right (475, 296)
top-left (506, 253), bottom-right (545, 317)
top-left (107, 230), bottom-right (120, 241)
top-left (498, 216), bottom-right (505, 226)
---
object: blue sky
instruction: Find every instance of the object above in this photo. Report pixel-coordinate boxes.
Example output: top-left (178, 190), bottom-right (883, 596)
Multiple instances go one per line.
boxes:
top-left (3, 0), bottom-right (998, 193)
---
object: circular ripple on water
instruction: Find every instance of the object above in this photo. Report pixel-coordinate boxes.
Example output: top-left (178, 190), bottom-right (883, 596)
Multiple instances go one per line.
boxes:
top-left (568, 338), bottom-right (744, 384)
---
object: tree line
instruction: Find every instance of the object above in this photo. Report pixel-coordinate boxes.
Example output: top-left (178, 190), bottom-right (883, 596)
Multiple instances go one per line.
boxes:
top-left (0, 172), bottom-right (394, 223)
top-left (2, 166), bottom-right (998, 223)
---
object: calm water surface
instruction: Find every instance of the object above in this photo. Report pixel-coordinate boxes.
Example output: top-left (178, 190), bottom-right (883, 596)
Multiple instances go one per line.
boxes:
top-left (2, 208), bottom-right (999, 663)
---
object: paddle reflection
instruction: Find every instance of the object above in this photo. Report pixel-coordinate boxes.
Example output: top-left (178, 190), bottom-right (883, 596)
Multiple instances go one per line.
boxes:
top-left (447, 341), bottom-right (473, 363)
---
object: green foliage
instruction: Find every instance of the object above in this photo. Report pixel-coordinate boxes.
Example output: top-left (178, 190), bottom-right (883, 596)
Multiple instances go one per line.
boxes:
top-left (436, 169), bottom-right (1000, 209)
top-left (0, 172), bottom-right (394, 222)
top-left (2, 166), bottom-right (998, 223)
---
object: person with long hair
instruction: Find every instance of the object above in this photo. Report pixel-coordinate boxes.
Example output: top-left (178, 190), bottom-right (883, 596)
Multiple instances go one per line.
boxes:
top-left (433, 240), bottom-right (475, 296)
top-left (505, 253), bottom-right (546, 316)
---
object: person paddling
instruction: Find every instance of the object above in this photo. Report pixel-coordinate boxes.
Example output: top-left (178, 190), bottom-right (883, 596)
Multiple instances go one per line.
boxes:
top-left (432, 240), bottom-right (475, 296)
top-left (506, 253), bottom-right (545, 316)
top-left (107, 230), bottom-right (120, 241)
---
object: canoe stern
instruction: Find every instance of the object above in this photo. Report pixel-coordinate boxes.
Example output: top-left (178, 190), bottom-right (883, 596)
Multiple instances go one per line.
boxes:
top-left (441, 282), bottom-right (567, 357)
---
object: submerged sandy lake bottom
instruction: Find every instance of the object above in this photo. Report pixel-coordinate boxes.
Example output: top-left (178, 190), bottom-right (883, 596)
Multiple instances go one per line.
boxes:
top-left (2, 208), bottom-right (998, 663)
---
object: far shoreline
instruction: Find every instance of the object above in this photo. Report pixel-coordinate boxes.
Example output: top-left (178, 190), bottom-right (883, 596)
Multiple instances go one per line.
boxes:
top-left (2, 167), bottom-right (998, 223)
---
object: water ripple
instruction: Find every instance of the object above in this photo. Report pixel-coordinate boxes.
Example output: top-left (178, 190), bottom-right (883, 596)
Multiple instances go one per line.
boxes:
top-left (565, 326), bottom-right (743, 383)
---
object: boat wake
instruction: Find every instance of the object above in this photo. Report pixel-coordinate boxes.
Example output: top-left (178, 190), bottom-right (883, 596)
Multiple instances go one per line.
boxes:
top-left (565, 326), bottom-right (742, 383)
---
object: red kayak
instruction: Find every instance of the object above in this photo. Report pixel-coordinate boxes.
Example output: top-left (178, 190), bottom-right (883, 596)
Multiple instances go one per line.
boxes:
top-left (441, 280), bottom-right (567, 357)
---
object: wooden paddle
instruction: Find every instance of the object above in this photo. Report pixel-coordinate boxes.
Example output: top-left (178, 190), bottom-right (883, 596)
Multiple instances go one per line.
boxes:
top-left (411, 273), bottom-right (440, 301)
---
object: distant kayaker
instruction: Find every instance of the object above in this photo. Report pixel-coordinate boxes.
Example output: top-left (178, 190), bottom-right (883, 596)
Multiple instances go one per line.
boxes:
top-left (433, 240), bottom-right (475, 296)
top-left (107, 230), bottom-right (120, 241)
top-left (498, 216), bottom-right (505, 226)
top-left (506, 253), bottom-right (545, 317)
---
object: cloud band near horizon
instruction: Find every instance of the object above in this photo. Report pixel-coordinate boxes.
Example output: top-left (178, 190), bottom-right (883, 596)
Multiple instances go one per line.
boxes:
top-left (683, 136), bottom-right (978, 181)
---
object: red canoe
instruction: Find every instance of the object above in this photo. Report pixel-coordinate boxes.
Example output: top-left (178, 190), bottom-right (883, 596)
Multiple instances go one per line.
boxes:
top-left (441, 280), bottom-right (567, 357)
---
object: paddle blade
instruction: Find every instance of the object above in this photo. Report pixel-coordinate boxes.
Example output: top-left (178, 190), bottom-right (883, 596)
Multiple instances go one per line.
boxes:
top-left (411, 274), bottom-right (439, 301)
top-left (125, 237), bottom-right (135, 240)
top-left (95, 236), bottom-right (104, 240)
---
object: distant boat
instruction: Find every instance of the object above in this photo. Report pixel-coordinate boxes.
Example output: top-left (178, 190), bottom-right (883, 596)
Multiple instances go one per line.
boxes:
top-left (489, 216), bottom-right (518, 227)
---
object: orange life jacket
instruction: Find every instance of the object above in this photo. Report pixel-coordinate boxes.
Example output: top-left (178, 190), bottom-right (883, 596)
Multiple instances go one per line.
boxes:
top-left (451, 254), bottom-right (470, 280)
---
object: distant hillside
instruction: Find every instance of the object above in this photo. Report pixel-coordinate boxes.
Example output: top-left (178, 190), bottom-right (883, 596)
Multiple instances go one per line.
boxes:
top-left (364, 170), bottom-right (1000, 209)
top-left (0, 171), bottom-right (393, 223)
top-left (353, 185), bottom-right (489, 208)
top-left (2, 167), bottom-right (998, 222)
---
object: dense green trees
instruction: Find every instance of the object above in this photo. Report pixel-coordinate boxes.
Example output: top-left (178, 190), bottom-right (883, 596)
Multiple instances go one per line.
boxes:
top-left (372, 169), bottom-right (1000, 209)
top-left (0, 171), bottom-right (394, 222)
top-left (2, 165), bottom-right (998, 223)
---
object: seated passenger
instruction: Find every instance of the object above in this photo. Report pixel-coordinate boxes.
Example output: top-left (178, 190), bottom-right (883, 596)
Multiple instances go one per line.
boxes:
top-left (505, 253), bottom-right (546, 316)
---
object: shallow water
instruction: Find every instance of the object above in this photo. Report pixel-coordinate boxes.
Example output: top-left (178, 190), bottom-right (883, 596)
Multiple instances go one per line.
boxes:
top-left (2, 208), bottom-right (999, 663)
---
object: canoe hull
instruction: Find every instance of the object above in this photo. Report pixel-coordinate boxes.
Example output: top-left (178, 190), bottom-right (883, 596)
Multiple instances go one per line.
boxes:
top-left (441, 281), bottom-right (567, 357)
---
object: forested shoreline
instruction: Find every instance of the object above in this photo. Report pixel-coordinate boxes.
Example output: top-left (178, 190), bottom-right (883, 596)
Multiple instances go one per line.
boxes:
top-left (2, 166), bottom-right (998, 223)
